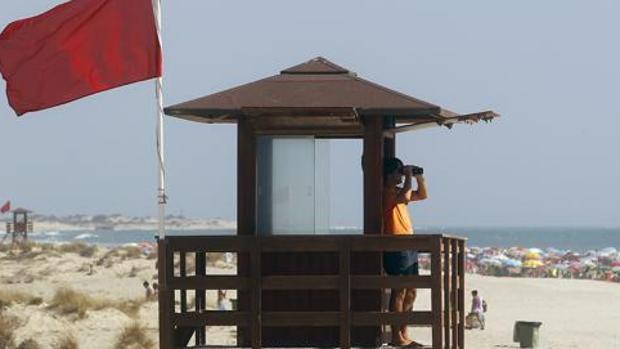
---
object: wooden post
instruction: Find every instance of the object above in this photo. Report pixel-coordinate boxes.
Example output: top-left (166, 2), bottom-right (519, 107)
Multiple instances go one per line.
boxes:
top-left (431, 237), bottom-right (443, 349)
top-left (361, 115), bottom-right (384, 346)
top-left (339, 241), bottom-right (351, 349)
top-left (451, 239), bottom-right (459, 348)
top-left (237, 118), bottom-right (257, 346)
top-left (158, 239), bottom-right (174, 349)
top-left (443, 238), bottom-right (451, 347)
top-left (196, 251), bottom-right (206, 345)
top-left (362, 115), bottom-right (384, 235)
top-left (458, 240), bottom-right (466, 349)
top-left (384, 116), bottom-right (396, 160)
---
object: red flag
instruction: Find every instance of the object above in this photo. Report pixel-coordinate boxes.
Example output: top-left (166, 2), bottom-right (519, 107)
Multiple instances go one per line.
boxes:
top-left (0, 0), bottom-right (162, 116)
top-left (0, 201), bottom-right (9, 214)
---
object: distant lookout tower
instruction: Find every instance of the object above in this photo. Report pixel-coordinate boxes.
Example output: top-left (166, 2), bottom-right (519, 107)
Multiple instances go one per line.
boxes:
top-left (5, 208), bottom-right (33, 243)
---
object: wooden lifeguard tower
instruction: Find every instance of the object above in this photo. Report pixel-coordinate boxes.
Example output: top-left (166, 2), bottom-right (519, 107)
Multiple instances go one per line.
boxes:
top-left (158, 57), bottom-right (498, 349)
top-left (4, 208), bottom-right (33, 243)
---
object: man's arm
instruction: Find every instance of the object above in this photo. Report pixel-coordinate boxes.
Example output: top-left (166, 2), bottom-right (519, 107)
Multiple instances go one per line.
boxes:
top-left (408, 175), bottom-right (428, 202)
top-left (395, 167), bottom-right (413, 204)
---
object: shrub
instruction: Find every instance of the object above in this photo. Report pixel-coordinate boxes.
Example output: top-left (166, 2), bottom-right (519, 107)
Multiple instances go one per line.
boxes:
top-left (114, 322), bottom-right (154, 349)
top-left (49, 287), bottom-right (145, 319)
top-left (48, 287), bottom-right (101, 318)
top-left (114, 299), bottom-right (145, 318)
top-left (17, 339), bottom-right (41, 349)
top-left (0, 314), bottom-right (18, 349)
top-left (0, 289), bottom-right (42, 310)
top-left (121, 246), bottom-right (142, 259)
top-left (54, 334), bottom-right (79, 349)
top-left (57, 243), bottom-right (97, 258)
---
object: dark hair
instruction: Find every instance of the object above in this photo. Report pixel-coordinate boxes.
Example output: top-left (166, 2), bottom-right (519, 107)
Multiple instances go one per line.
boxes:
top-left (143, 281), bottom-right (149, 287)
top-left (472, 290), bottom-right (478, 295)
top-left (383, 157), bottom-right (404, 182)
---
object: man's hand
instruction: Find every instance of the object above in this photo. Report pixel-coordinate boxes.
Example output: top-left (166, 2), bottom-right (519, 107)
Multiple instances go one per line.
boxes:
top-left (402, 165), bottom-right (414, 177)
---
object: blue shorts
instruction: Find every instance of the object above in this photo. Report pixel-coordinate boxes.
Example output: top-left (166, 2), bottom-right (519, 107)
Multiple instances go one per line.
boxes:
top-left (383, 250), bottom-right (419, 276)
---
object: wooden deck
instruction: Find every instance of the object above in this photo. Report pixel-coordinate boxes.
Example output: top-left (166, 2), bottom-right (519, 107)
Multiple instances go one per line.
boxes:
top-left (158, 234), bottom-right (465, 349)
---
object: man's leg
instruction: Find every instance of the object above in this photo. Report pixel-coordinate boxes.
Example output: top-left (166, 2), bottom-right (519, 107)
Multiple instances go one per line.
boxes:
top-left (401, 288), bottom-right (417, 340)
top-left (389, 288), bottom-right (409, 345)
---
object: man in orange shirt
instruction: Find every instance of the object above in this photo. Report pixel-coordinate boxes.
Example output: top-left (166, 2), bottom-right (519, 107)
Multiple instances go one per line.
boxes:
top-left (383, 157), bottom-right (428, 346)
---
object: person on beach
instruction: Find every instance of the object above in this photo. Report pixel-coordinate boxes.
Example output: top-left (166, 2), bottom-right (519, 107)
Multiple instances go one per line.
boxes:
top-left (470, 290), bottom-right (486, 330)
top-left (382, 157), bottom-right (428, 346)
top-left (217, 289), bottom-right (228, 310)
top-left (143, 281), bottom-right (154, 301)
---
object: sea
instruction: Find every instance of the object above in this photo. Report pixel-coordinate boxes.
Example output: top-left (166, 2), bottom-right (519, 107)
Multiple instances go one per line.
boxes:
top-left (24, 227), bottom-right (620, 252)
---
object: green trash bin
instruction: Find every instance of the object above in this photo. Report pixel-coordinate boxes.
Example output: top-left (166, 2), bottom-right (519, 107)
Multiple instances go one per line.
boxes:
top-left (513, 321), bottom-right (542, 348)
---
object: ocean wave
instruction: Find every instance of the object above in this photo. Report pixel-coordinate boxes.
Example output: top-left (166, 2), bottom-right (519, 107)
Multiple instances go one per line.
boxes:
top-left (74, 233), bottom-right (98, 240)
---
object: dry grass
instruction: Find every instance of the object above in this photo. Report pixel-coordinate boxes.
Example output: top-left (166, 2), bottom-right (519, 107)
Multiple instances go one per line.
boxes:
top-left (121, 246), bottom-right (142, 259)
top-left (0, 289), bottom-right (43, 311)
top-left (16, 339), bottom-right (41, 349)
top-left (48, 287), bottom-right (102, 318)
top-left (114, 322), bottom-right (154, 349)
top-left (48, 287), bottom-right (145, 319)
top-left (114, 299), bottom-right (146, 318)
top-left (53, 334), bottom-right (79, 349)
top-left (57, 243), bottom-right (97, 258)
top-left (0, 313), bottom-right (19, 349)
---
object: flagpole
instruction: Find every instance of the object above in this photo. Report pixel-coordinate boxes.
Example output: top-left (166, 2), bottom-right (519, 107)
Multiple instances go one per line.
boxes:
top-left (153, 0), bottom-right (165, 239)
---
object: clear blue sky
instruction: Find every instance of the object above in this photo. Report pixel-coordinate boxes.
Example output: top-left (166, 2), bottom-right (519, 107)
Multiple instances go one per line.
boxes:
top-left (1, 0), bottom-right (619, 227)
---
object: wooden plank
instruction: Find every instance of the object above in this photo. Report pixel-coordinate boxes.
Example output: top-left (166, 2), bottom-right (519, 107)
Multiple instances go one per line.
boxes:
top-left (170, 276), bottom-right (250, 290)
top-left (250, 246), bottom-right (261, 349)
top-left (196, 252), bottom-right (206, 346)
top-left (351, 311), bottom-right (433, 326)
top-left (349, 236), bottom-right (433, 252)
top-left (458, 240), bottom-right (465, 349)
top-left (173, 311), bottom-right (250, 327)
top-left (262, 275), bottom-right (339, 290)
top-left (262, 312), bottom-right (340, 326)
top-left (443, 239), bottom-right (451, 348)
top-left (351, 275), bottom-right (432, 289)
top-left (362, 115), bottom-right (384, 235)
top-left (430, 238), bottom-right (443, 349)
top-left (340, 243), bottom-right (351, 349)
top-left (180, 252), bottom-right (187, 313)
top-left (165, 236), bottom-right (255, 252)
top-left (451, 239), bottom-right (458, 349)
top-left (260, 236), bottom-right (340, 252)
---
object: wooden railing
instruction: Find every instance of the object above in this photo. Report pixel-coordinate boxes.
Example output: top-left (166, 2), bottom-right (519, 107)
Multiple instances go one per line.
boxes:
top-left (5, 223), bottom-right (33, 236)
top-left (158, 234), bottom-right (465, 349)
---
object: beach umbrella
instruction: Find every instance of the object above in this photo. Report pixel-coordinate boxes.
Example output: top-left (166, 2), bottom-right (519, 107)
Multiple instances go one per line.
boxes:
top-left (610, 261), bottom-right (620, 267)
top-left (504, 259), bottom-right (522, 267)
top-left (523, 251), bottom-right (541, 260)
top-left (528, 247), bottom-right (544, 254)
top-left (522, 260), bottom-right (544, 268)
top-left (612, 266), bottom-right (620, 273)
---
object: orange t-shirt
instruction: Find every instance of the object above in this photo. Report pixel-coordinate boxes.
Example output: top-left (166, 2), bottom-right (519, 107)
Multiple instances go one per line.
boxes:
top-left (383, 187), bottom-right (413, 235)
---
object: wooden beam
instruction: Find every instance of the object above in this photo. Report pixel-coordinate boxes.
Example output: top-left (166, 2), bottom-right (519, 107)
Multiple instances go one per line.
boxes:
top-left (237, 118), bottom-right (256, 347)
top-left (237, 118), bottom-right (257, 236)
top-left (362, 116), bottom-right (384, 235)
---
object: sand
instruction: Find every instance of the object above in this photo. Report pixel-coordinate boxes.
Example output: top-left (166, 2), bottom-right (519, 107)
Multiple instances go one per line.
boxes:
top-left (1, 244), bottom-right (619, 349)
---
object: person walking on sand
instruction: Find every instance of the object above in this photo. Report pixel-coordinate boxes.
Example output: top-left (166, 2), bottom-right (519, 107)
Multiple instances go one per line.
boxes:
top-left (217, 289), bottom-right (228, 310)
top-left (143, 281), bottom-right (154, 301)
top-left (471, 290), bottom-right (486, 330)
top-left (382, 157), bottom-right (428, 347)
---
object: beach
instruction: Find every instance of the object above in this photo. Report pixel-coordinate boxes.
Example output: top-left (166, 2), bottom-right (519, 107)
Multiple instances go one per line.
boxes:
top-left (1, 243), bottom-right (619, 349)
